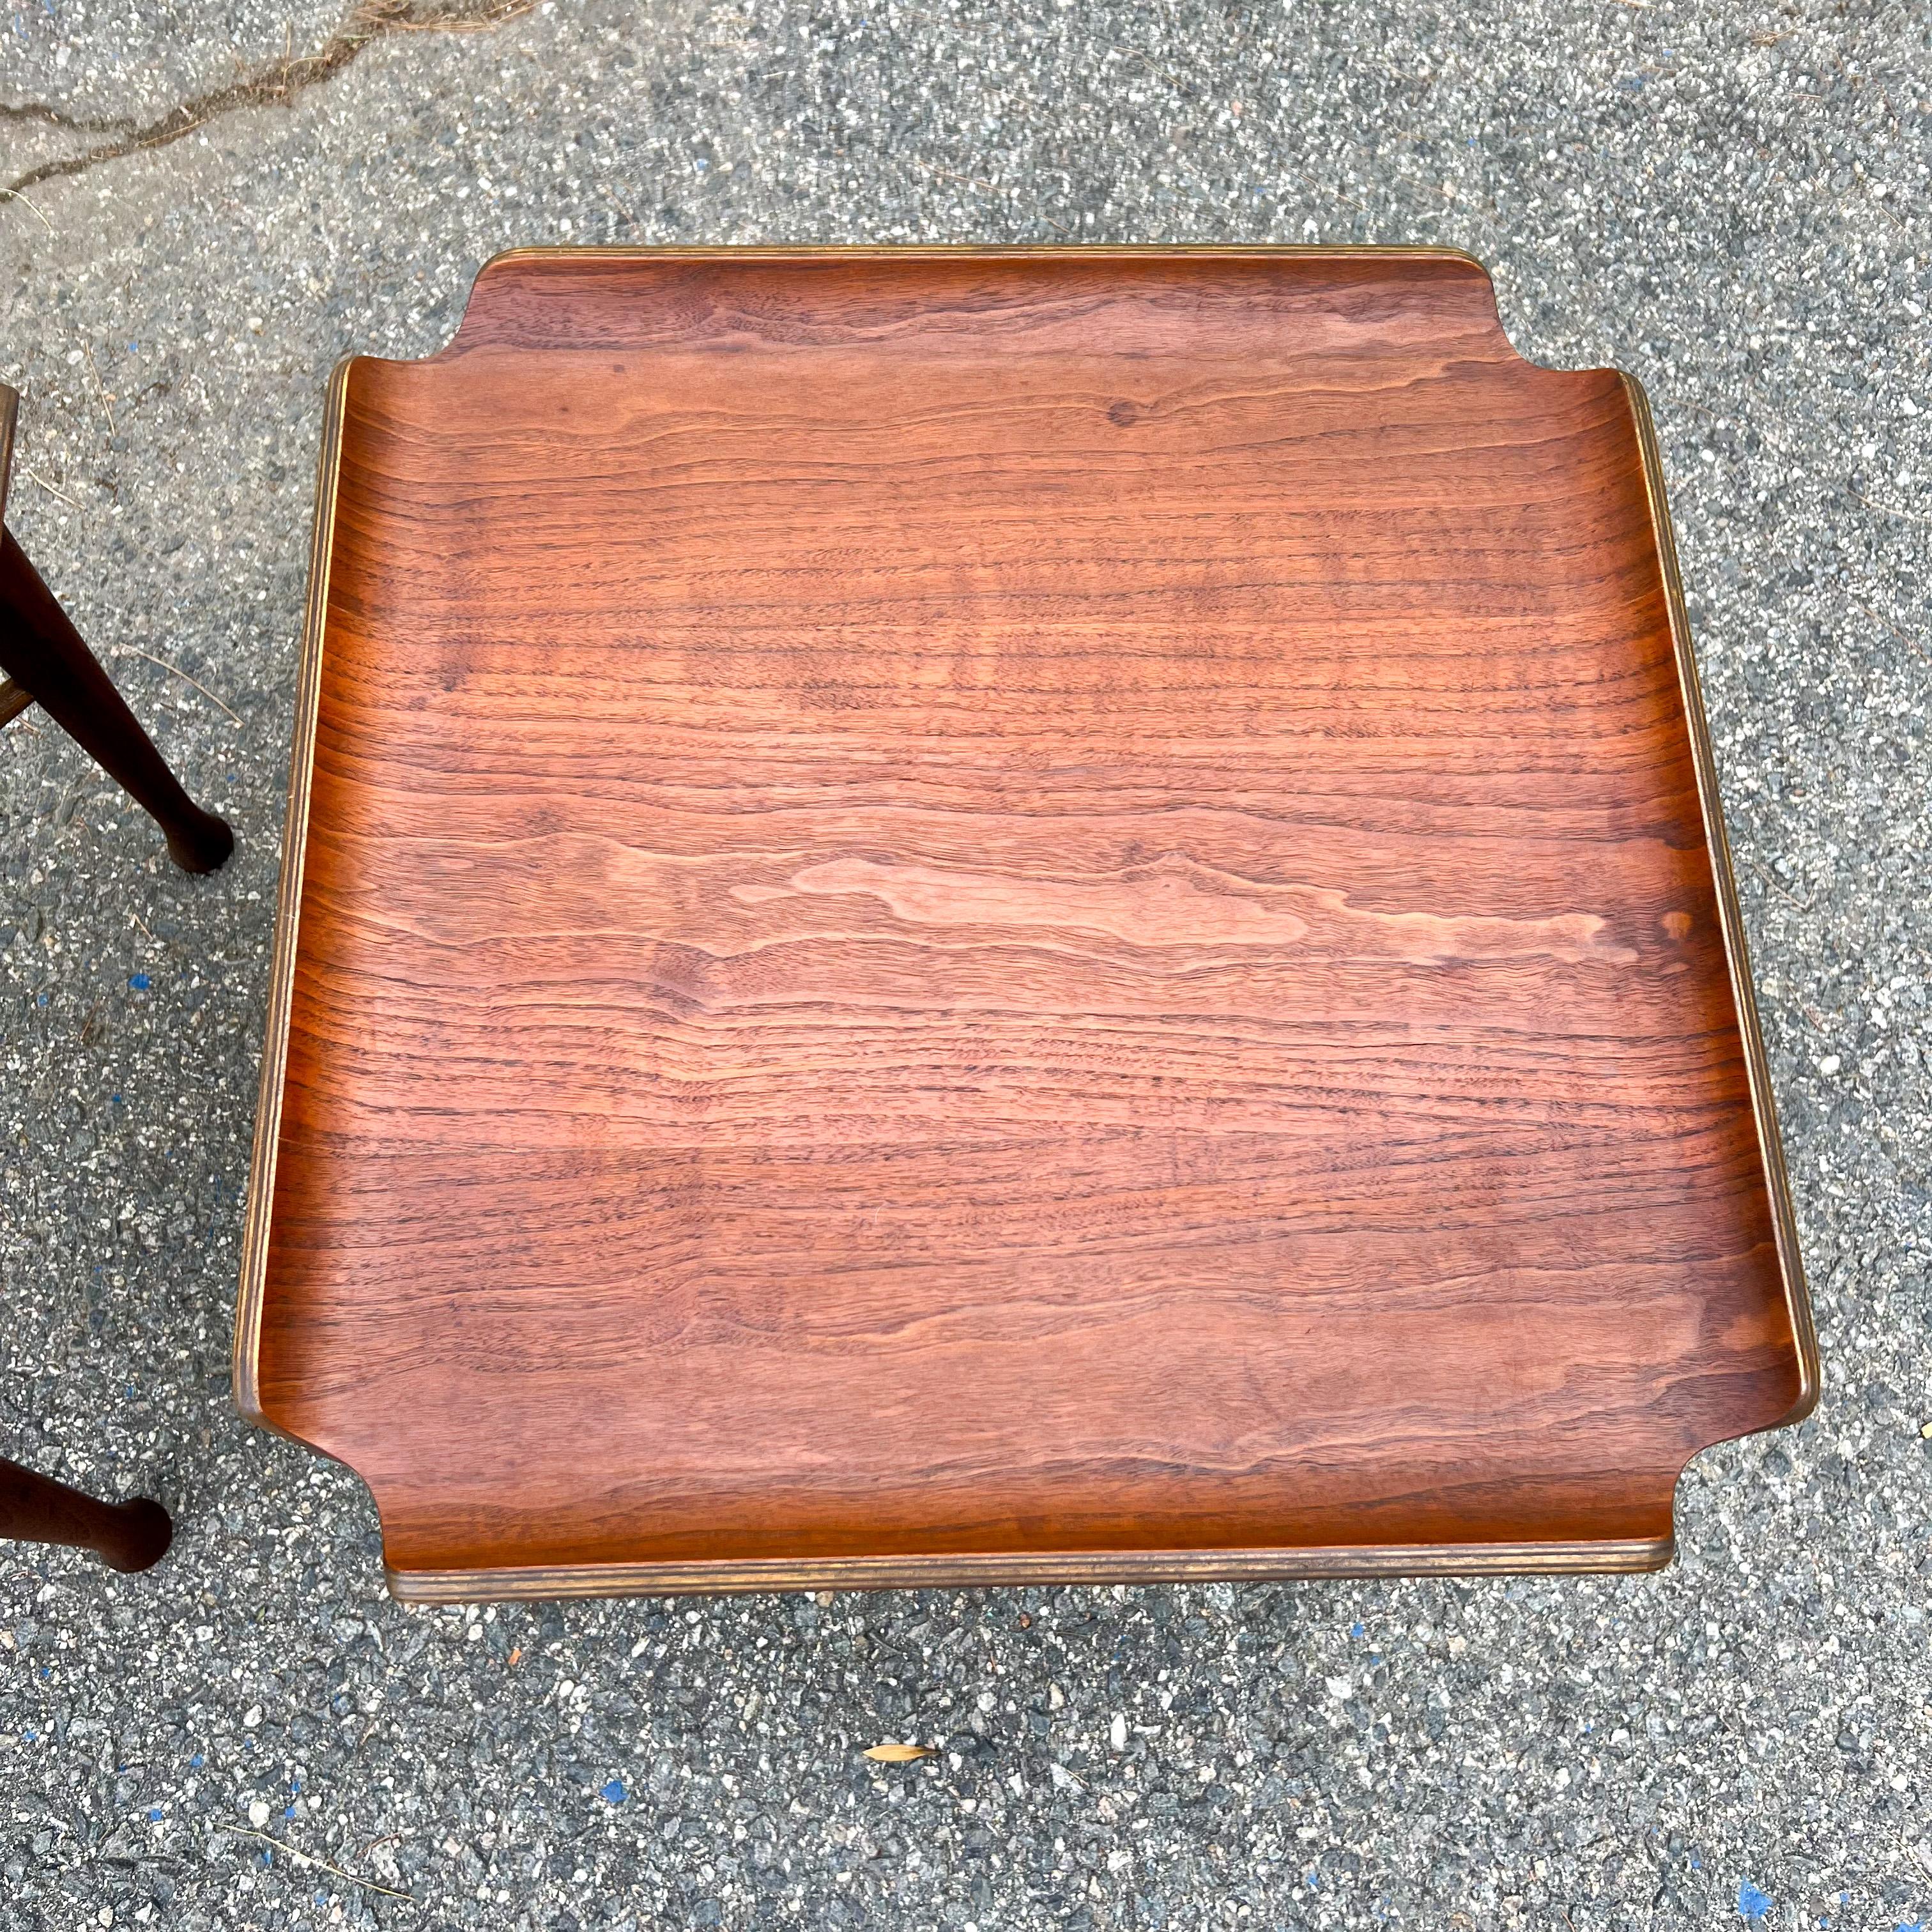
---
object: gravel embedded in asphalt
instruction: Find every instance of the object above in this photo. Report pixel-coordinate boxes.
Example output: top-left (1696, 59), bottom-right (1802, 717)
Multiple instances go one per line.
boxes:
top-left (2, 1), bottom-right (1928, 1927)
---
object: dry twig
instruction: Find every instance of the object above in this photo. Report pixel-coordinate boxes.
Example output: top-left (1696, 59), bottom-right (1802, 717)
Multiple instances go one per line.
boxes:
top-left (119, 646), bottom-right (243, 723)
top-left (224, 1825), bottom-right (411, 1899)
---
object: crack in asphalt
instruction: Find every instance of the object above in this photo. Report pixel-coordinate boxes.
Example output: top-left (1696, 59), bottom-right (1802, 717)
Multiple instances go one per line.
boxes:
top-left (1, 0), bottom-right (534, 204)
top-left (0, 98), bottom-right (126, 134)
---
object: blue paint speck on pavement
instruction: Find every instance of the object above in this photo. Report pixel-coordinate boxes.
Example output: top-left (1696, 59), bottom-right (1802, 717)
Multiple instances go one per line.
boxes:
top-left (602, 1778), bottom-right (627, 1804)
top-left (1739, 1879), bottom-right (1774, 1920)
top-left (128, 972), bottom-right (151, 990)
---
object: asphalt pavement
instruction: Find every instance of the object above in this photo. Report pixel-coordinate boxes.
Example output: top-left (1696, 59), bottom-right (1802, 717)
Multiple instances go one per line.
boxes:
top-left (2, 1), bottom-right (1928, 1926)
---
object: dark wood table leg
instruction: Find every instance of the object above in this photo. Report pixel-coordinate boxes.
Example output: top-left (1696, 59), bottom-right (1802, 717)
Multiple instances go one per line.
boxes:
top-left (0, 525), bottom-right (234, 873)
top-left (0, 1454), bottom-right (173, 1572)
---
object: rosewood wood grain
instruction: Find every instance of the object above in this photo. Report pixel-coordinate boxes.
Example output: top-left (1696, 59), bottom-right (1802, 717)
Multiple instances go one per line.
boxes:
top-left (236, 249), bottom-right (1816, 1599)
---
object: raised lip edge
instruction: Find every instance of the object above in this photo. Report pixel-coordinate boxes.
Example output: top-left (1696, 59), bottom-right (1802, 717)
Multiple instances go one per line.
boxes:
top-left (232, 355), bottom-right (351, 1432)
top-left (433, 241), bottom-right (1504, 361)
top-left (1621, 372), bottom-right (1821, 1439)
top-left (385, 1537), bottom-right (1675, 1602)
top-left (229, 249), bottom-right (1814, 1587)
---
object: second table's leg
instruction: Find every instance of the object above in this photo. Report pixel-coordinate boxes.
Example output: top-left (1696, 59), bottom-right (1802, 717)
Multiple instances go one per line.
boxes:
top-left (0, 526), bottom-right (234, 873)
top-left (0, 1454), bottom-right (174, 1572)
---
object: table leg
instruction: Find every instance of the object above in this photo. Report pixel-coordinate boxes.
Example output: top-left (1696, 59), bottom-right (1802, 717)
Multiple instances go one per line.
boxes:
top-left (0, 525), bottom-right (234, 873)
top-left (0, 1453), bottom-right (174, 1572)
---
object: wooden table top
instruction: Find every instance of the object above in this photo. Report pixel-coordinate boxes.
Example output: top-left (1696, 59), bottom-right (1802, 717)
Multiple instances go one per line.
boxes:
top-left (236, 249), bottom-right (1815, 1598)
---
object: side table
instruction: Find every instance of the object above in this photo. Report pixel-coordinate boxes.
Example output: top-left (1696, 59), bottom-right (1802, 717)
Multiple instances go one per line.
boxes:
top-left (236, 249), bottom-right (1816, 1598)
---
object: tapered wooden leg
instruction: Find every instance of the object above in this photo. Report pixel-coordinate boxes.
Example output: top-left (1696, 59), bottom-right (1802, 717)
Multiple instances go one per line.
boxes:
top-left (0, 1454), bottom-right (173, 1572)
top-left (0, 525), bottom-right (234, 873)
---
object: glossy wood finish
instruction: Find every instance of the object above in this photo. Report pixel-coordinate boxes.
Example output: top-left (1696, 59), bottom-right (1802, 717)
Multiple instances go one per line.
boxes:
top-left (238, 249), bottom-right (1814, 1598)
top-left (0, 382), bottom-right (234, 873)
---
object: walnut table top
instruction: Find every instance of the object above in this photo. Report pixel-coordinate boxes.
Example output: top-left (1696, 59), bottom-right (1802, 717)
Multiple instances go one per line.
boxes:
top-left (236, 249), bottom-right (1815, 1598)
